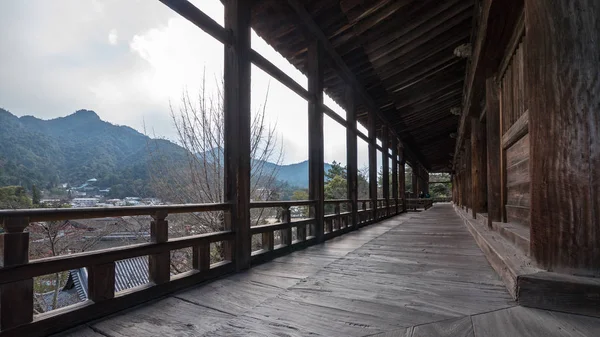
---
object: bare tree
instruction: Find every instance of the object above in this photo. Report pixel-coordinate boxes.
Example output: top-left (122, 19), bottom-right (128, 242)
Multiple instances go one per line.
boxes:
top-left (147, 76), bottom-right (284, 261)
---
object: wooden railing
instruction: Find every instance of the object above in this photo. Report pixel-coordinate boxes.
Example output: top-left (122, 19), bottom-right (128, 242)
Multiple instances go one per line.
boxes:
top-left (406, 198), bottom-right (434, 210)
top-left (0, 198), bottom-right (410, 336)
top-left (0, 203), bottom-right (234, 336)
top-left (249, 200), bottom-right (317, 264)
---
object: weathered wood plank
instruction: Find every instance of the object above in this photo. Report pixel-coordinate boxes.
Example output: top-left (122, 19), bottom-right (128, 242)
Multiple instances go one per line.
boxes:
top-left (518, 271), bottom-right (600, 318)
top-left (412, 316), bottom-right (474, 337)
top-left (505, 133), bottom-right (529, 168)
top-left (505, 205), bottom-right (529, 226)
top-left (472, 306), bottom-right (598, 337)
top-left (502, 110), bottom-right (528, 149)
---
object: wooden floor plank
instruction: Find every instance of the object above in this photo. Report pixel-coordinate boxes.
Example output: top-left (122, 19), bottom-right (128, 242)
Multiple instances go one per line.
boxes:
top-left (57, 205), bottom-right (600, 337)
top-left (471, 306), bottom-right (594, 337)
top-left (90, 297), bottom-right (234, 337)
top-left (411, 316), bottom-right (474, 337)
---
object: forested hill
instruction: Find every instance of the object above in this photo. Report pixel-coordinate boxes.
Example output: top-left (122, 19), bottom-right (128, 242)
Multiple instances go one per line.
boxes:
top-left (0, 108), bottom-right (188, 197)
top-left (0, 108), bottom-right (328, 197)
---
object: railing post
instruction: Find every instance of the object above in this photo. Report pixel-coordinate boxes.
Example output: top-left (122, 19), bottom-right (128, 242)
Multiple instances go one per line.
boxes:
top-left (88, 262), bottom-right (115, 302)
top-left (149, 211), bottom-right (170, 285)
top-left (399, 151), bottom-right (407, 213)
top-left (334, 203), bottom-right (341, 231)
top-left (262, 230), bottom-right (274, 252)
top-left (0, 217), bottom-right (33, 330)
top-left (224, 0), bottom-right (252, 270)
top-left (193, 244), bottom-right (211, 272)
top-left (361, 201), bottom-right (367, 224)
top-left (281, 206), bottom-right (292, 246)
top-left (308, 40), bottom-right (325, 243)
top-left (297, 205), bottom-right (307, 241)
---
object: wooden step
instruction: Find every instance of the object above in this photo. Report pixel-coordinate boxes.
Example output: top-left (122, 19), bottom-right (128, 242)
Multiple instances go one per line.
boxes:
top-left (455, 204), bottom-right (600, 318)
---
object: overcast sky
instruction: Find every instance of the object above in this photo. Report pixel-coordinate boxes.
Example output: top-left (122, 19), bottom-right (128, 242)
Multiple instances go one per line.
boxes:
top-left (0, 0), bottom-right (376, 168)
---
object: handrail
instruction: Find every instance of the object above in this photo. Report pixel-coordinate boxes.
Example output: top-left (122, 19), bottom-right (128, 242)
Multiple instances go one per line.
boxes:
top-left (323, 199), bottom-right (351, 204)
top-left (249, 200), bottom-right (315, 208)
top-left (0, 203), bottom-right (230, 223)
top-left (0, 230), bottom-right (233, 285)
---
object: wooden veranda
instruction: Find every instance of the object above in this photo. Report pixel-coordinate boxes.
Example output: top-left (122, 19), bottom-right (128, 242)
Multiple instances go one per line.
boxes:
top-left (0, 0), bottom-right (598, 336)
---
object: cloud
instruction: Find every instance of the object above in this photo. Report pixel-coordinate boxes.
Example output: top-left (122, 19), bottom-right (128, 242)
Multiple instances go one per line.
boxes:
top-left (108, 29), bottom-right (118, 45)
top-left (0, 0), bottom-right (350, 165)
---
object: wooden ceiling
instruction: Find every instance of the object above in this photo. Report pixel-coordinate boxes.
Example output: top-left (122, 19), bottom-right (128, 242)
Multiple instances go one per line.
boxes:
top-left (251, 0), bottom-right (474, 172)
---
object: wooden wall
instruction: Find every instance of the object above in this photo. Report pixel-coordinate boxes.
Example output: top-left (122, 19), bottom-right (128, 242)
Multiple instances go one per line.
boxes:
top-left (499, 34), bottom-right (529, 226)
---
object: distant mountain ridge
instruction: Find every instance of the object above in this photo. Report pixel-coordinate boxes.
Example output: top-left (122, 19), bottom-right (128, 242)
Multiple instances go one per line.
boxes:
top-left (0, 108), bottom-right (327, 195)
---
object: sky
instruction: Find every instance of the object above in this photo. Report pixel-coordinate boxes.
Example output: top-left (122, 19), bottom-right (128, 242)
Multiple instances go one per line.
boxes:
top-left (0, 0), bottom-right (371, 168)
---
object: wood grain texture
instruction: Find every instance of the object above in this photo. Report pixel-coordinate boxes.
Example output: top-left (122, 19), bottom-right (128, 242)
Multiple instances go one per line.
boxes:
top-left (472, 306), bottom-right (600, 337)
top-left (471, 116), bottom-right (487, 216)
top-left (525, 0), bottom-right (600, 275)
top-left (224, 0), bottom-right (252, 270)
top-left (486, 76), bottom-right (502, 225)
top-left (412, 316), bottom-right (474, 337)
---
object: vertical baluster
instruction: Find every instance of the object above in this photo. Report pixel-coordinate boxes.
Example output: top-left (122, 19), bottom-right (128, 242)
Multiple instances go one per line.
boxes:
top-left (0, 217), bottom-right (33, 330)
top-left (297, 205), bottom-right (307, 241)
top-left (281, 206), bottom-right (292, 246)
top-left (149, 211), bottom-right (170, 285)
top-left (193, 243), bottom-right (211, 272)
top-left (88, 262), bottom-right (115, 302)
top-left (334, 203), bottom-right (341, 231)
top-left (362, 201), bottom-right (367, 224)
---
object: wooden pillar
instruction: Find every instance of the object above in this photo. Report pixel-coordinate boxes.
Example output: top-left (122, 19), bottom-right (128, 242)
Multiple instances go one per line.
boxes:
top-left (412, 168), bottom-right (418, 198)
top-left (486, 76), bottom-right (502, 226)
top-left (399, 154), bottom-right (406, 212)
top-left (382, 127), bottom-right (390, 215)
top-left (464, 143), bottom-right (471, 211)
top-left (224, 0), bottom-right (251, 270)
top-left (471, 116), bottom-right (487, 218)
top-left (0, 217), bottom-right (33, 330)
top-left (345, 86), bottom-right (358, 228)
top-left (308, 40), bottom-right (325, 241)
top-left (424, 172), bottom-right (429, 195)
top-left (391, 137), bottom-right (399, 215)
top-left (368, 113), bottom-right (377, 220)
top-left (525, 0), bottom-right (600, 276)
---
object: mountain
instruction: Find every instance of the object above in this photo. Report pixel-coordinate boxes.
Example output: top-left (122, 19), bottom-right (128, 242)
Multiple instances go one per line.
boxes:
top-left (0, 108), bottom-right (329, 196)
top-left (0, 108), bottom-right (188, 197)
top-left (274, 160), bottom-right (332, 189)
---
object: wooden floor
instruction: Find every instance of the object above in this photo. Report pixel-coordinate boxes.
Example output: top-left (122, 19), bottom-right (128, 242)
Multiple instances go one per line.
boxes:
top-left (57, 204), bottom-right (600, 337)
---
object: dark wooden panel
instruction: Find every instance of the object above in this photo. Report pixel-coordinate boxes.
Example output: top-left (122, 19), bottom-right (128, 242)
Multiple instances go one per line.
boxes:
top-left (502, 110), bottom-right (529, 149)
top-left (506, 182), bottom-right (530, 208)
top-left (506, 158), bottom-right (529, 187)
top-left (505, 205), bottom-right (529, 226)
top-left (505, 133), bottom-right (529, 168)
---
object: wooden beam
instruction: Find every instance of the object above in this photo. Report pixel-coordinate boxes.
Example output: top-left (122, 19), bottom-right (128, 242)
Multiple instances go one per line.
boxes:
top-left (308, 40), bottom-right (325, 243)
top-left (285, 0), bottom-right (429, 170)
top-left (525, 0), bottom-right (600, 276)
top-left (224, 0), bottom-right (251, 270)
top-left (346, 86), bottom-right (358, 228)
top-left (486, 76), bottom-right (502, 226)
top-left (453, 0), bottom-right (523, 169)
top-left (159, 0), bottom-right (230, 44)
